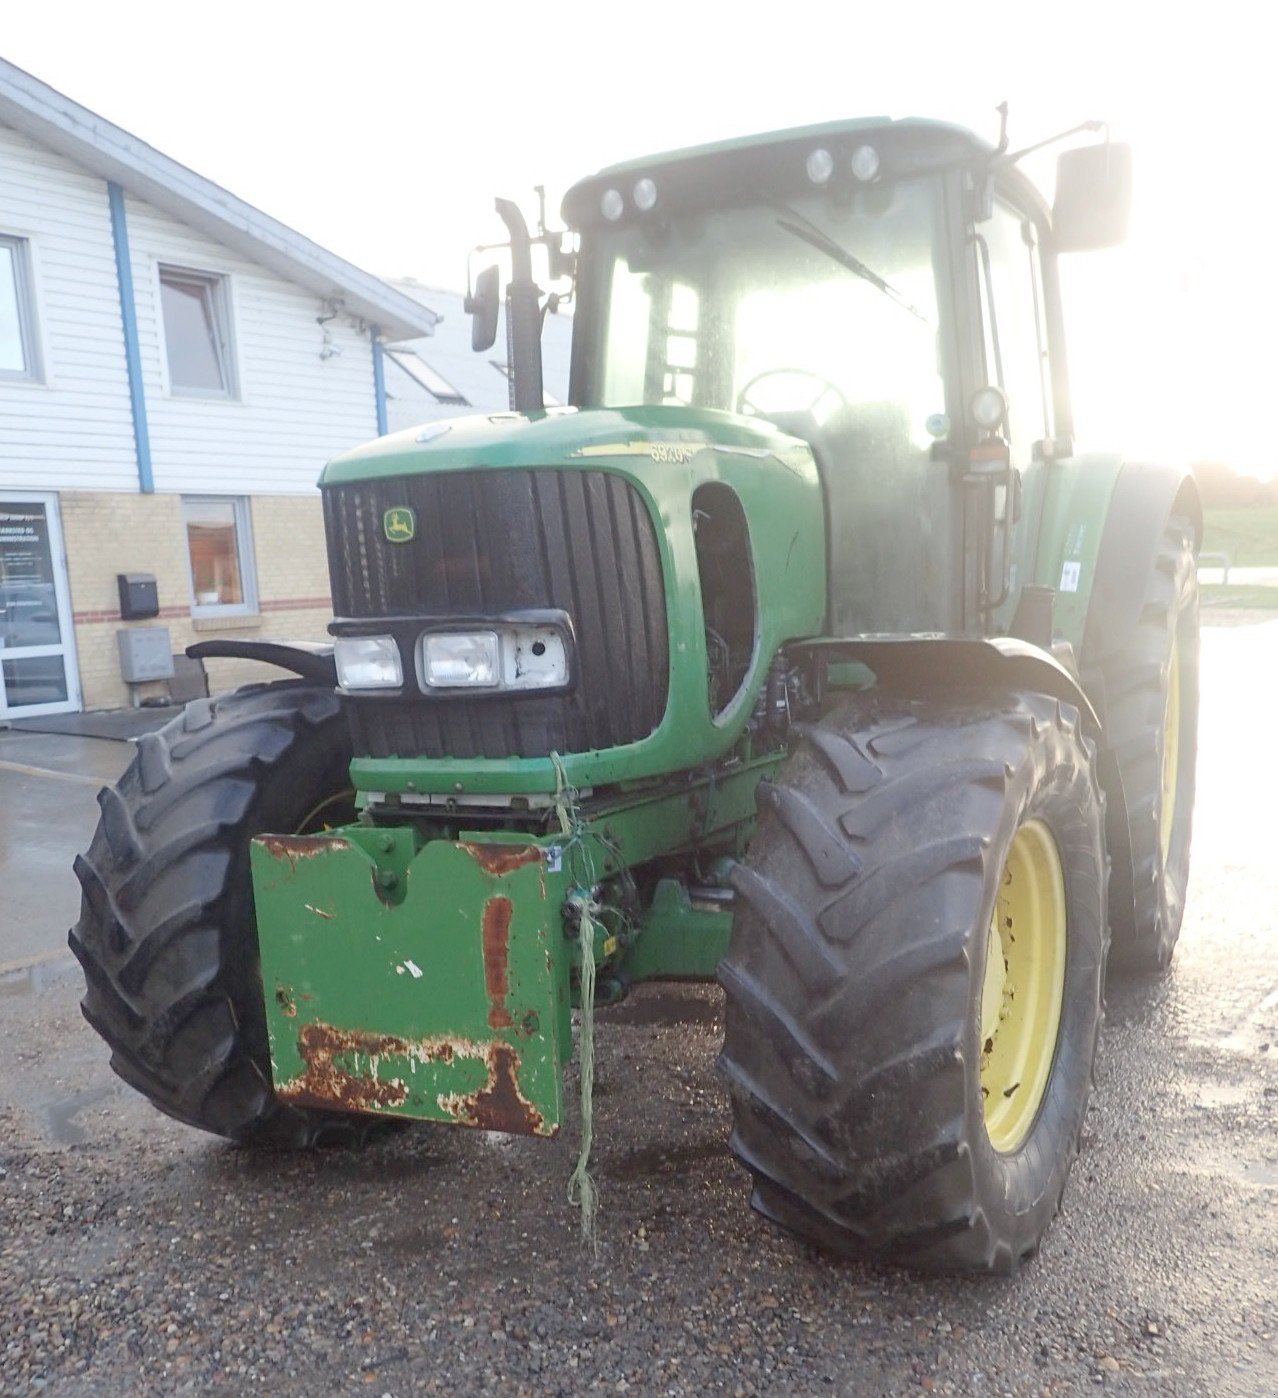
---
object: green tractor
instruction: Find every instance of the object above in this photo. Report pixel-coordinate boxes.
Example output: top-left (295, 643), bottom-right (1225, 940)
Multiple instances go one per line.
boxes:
top-left (71, 117), bottom-right (1198, 1273)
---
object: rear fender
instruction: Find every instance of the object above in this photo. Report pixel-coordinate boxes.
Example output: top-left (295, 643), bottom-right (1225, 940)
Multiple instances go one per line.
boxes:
top-left (1078, 462), bottom-right (1201, 702)
top-left (1028, 455), bottom-right (1199, 670)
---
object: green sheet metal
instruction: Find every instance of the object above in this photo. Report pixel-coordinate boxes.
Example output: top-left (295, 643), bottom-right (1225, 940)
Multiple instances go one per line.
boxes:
top-left (252, 756), bottom-right (778, 1134)
top-left (623, 879), bottom-right (733, 982)
top-left (253, 831), bottom-right (572, 1136)
top-left (336, 408), bottom-right (826, 798)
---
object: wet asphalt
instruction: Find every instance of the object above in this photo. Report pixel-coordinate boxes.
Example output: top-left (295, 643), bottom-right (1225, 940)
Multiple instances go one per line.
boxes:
top-left (1, 615), bottom-right (1275, 1395)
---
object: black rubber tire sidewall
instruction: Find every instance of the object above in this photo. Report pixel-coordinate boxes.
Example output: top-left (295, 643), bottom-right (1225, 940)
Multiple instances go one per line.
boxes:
top-left (70, 682), bottom-right (369, 1147)
top-left (718, 689), bottom-right (1107, 1273)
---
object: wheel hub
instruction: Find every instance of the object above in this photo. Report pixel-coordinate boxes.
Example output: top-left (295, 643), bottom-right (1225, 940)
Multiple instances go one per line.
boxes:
top-left (979, 818), bottom-right (1067, 1154)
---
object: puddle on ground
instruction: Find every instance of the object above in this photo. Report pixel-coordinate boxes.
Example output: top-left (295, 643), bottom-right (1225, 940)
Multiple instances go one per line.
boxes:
top-left (37, 1085), bottom-right (119, 1146)
top-left (0, 957), bottom-right (78, 998)
top-left (1194, 1083), bottom-right (1251, 1110)
top-left (1190, 1155), bottom-right (1278, 1189)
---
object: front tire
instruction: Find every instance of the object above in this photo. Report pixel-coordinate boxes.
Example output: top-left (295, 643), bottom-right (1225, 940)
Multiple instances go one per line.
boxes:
top-left (719, 690), bottom-right (1107, 1273)
top-left (69, 682), bottom-right (370, 1147)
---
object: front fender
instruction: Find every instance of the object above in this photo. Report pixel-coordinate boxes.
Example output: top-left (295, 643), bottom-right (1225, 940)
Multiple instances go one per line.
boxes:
top-left (186, 639), bottom-right (337, 686)
top-left (805, 635), bottom-right (1100, 733)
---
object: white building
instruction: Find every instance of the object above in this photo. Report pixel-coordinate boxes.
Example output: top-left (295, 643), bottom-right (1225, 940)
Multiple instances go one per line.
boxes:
top-left (0, 58), bottom-right (438, 715)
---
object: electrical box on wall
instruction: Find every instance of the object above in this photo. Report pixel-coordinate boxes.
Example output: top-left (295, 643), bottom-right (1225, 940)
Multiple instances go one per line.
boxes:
top-left (117, 573), bottom-right (159, 621)
top-left (117, 627), bottom-right (174, 683)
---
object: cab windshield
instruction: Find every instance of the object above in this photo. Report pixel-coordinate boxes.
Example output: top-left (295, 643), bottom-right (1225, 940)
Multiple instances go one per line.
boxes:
top-left (582, 175), bottom-right (948, 448)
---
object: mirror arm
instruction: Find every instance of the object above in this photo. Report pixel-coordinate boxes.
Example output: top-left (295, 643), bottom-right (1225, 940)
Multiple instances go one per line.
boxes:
top-left (993, 119), bottom-right (1108, 170)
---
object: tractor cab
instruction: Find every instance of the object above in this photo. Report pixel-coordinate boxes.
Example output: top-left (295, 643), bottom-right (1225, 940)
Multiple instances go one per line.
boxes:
top-left (481, 118), bottom-right (1130, 639)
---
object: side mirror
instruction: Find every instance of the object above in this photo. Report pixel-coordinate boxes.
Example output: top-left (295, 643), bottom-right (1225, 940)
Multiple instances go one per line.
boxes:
top-left (465, 264), bottom-right (500, 351)
top-left (1052, 142), bottom-right (1132, 252)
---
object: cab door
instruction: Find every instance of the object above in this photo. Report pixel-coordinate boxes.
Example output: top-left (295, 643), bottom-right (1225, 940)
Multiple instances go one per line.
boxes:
top-left (971, 194), bottom-right (1058, 629)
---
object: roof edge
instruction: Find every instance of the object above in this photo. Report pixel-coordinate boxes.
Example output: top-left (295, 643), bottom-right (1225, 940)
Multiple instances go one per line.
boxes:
top-left (0, 58), bottom-right (439, 342)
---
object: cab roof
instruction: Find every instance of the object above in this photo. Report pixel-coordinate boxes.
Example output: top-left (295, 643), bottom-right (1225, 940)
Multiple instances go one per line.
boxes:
top-left (561, 117), bottom-right (1015, 228)
top-left (591, 116), bottom-right (993, 180)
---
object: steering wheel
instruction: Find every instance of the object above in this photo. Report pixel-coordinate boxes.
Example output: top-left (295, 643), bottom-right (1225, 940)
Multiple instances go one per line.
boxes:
top-left (735, 368), bottom-right (848, 421)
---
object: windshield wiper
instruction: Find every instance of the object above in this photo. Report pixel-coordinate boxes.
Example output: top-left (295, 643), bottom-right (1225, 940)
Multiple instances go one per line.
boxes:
top-left (775, 208), bottom-right (930, 324)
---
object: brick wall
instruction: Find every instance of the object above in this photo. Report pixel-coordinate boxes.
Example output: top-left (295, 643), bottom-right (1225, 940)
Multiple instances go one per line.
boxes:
top-left (60, 490), bottom-right (334, 709)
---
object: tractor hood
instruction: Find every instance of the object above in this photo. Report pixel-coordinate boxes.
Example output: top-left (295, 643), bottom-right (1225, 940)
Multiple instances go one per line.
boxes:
top-left (320, 405), bottom-right (801, 486)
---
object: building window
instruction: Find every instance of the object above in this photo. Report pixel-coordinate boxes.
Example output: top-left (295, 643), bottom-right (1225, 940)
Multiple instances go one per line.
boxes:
top-left (183, 496), bottom-right (257, 614)
top-left (160, 265), bottom-right (237, 397)
top-left (489, 360), bottom-right (562, 407)
top-left (0, 235), bottom-right (42, 382)
top-left (384, 348), bottom-right (468, 405)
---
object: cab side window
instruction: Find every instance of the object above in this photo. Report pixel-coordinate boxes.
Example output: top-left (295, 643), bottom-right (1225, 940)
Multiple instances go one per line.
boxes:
top-left (976, 201), bottom-right (1053, 456)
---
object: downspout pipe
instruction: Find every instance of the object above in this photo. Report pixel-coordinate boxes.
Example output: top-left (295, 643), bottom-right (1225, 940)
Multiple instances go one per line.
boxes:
top-left (107, 181), bottom-right (153, 494)
top-left (371, 327), bottom-right (388, 436)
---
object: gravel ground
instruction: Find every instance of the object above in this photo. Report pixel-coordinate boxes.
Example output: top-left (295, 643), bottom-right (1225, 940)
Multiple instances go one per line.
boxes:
top-left (2, 620), bottom-right (1276, 1396)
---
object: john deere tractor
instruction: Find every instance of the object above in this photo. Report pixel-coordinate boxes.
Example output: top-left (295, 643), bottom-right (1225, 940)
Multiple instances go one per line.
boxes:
top-left (72, 117), bottom-right (1198, 1273)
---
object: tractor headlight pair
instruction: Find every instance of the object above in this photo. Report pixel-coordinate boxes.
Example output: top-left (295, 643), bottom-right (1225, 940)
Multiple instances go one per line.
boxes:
top-left (421, 625), bottom-right (569, 691)
top-left (334, 624), bottom-right (570, 694)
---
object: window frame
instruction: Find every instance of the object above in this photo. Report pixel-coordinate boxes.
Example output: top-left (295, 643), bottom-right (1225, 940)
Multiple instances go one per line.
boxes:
top-left (0, 233), bottom-right (44, 384)
top-left (181, 495), bottom-right (258, 618)
top-left (158, 263), bottom-right (239, 399)
top-left (974, 197), bottom-right (1054, 456)
top-left (383, 347), bottom-right (469, 405)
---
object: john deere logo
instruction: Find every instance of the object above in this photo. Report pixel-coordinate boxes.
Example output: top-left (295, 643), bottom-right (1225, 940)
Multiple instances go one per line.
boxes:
top-left (383, 507), bottom-right (416, 543)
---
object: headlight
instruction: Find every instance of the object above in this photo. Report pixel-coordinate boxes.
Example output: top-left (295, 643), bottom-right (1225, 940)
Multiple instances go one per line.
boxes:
top-left (971, 384), bottom-right (1009, 432)
top-left (805, 147), bottom-right (834, 185)
top-left (422, 631), bottom-right (500, 689)
top-left (850, 144), bottom-right (881, 182)
top-left (418, 624), bottom-right (569, 692)
top-left (334, 635), bottom-right (402, 690)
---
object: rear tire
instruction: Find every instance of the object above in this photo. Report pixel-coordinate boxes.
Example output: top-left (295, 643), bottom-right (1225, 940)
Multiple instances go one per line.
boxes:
top-left (69, 682), bottom-right (373, 1147)
top-left (1096, 514), bottom-right (1199, 972)
top-left (719, 690), bottom-right (1107, 1273)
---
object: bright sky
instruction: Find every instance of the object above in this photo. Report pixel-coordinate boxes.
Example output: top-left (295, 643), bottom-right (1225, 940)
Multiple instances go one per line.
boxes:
top-left (4, 1), bottom-right (1272, 475)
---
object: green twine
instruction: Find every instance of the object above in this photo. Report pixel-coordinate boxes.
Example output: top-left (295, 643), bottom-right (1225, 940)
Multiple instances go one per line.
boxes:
top-left (568, 891), bottom-right (599, 1253)
top-left (552, 753), bottom-right (599, 1254)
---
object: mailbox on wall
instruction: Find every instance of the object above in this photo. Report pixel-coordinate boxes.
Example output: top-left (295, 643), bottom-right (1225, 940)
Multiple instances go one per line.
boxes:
top-left (117, 573), bottom-right (159, 621)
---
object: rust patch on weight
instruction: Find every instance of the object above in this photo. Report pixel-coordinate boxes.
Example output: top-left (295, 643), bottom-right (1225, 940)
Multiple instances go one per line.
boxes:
top-left (258, 833), bottom-right (347, 873)
top-left (482, 896), bottom-right (514, 1029)
top-left (276, 1021), bottom-right (551, 1135)
top-left (459, 842), bottom-right (542, 876)
top-left (439, 1043), bottom-right (547, 1136)
top-left (278, 1021), bottom-right (414, 1112)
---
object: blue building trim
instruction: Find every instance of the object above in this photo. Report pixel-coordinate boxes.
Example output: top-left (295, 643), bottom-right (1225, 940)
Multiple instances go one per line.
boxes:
top-left (371, 327), bottom-right (388, 436)
top-left (107, 181), bottom-right (153, 494)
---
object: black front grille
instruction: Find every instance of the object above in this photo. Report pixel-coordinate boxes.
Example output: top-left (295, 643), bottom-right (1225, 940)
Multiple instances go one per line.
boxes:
top-left (323, 469), bottom-right (669, 759)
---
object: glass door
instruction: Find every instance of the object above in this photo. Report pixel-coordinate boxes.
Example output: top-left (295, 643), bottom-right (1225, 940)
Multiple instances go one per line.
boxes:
top-left (0, 493), bottom-right (81, 718)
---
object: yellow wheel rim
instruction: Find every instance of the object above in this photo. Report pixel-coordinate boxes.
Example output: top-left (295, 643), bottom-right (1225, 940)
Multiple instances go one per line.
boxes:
top-left (1160, 632), bottom-right (1181, 866)
top-left (980, 818), bottom-right (1067, 1154)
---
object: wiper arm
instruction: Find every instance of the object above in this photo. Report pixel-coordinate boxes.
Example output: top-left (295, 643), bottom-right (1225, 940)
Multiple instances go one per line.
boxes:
top-left (775, 211), bottom-right (929, 324)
